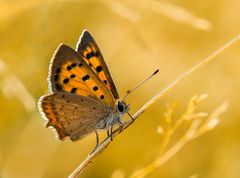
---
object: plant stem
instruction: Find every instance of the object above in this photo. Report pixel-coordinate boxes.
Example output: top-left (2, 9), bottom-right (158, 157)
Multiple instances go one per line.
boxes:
top-left (68, 35), bottom-right (240, 178)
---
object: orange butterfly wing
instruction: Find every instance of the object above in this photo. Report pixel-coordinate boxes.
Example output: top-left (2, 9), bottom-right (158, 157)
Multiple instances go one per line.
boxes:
top-left (48, 44), bottom-right (115, 108)
top-left (76, 30), bottom-right (119, 99)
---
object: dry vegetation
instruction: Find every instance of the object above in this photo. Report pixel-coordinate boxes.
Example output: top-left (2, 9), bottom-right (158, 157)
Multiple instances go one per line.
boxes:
top-left (0, 0), bottom-right (240, 178)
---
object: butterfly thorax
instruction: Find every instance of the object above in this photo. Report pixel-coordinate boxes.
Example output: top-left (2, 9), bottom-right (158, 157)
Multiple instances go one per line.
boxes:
top-left (96, 100), bottom-right (129, 129)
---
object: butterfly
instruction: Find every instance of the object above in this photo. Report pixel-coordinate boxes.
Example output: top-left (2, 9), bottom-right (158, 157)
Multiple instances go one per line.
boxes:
top-left (38, 30), bottom-right (130, 146)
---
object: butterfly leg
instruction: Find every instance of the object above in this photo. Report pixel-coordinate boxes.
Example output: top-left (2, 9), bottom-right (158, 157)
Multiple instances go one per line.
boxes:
top-left (106, 127), bottom-right (113, 141)
top-left (89, 130), bottom-right (100, 155)
top-left (107, 129), bottom-right (110, 137)
top-left (110, 126), bottom-right (114, 141)
top-left (118, 120), bottom-right (124, 133)
top-left (94, 130), bottom-right (100, 149)
top-left (127, 111), bottom-right (134, 122)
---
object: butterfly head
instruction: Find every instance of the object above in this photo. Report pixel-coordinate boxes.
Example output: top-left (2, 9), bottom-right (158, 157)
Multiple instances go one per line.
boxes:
top-left (116, 100), bottom-right (129, 114)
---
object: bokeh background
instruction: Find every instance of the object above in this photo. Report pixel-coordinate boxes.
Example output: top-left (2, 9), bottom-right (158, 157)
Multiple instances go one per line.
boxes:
top-left (0, 0), bottom-right (240, 178)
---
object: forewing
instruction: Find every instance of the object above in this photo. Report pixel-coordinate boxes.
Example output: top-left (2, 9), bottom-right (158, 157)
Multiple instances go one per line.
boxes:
top-left (48, 44), bottom-right (115, 108)
top-left (76, 30), bottom-right (119, 99)
top-left (38, 92), bottom-right (108, 141)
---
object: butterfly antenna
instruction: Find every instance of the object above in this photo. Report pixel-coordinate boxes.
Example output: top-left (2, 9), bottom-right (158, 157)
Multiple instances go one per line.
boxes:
top-left (121, 69), bottom-right (159, 101)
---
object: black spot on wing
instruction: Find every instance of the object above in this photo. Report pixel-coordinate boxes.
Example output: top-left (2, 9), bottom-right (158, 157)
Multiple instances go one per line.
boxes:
top-left (90, 51), bottom-right (95, 57)
top-left (96, 66), bottom-right (103, 73)
top-left (70, 87), bottom-right (77, 93)
top-left (71, 63), bottom-right (77, 67)
top-left (82, 75), bottom-right (90, 81)
top-left (100, 95), bottom-right (104, 99)
top-left (93, 86), bottom-right (98, 91)
top-left (70, 74), bottom-right (76, 78)
top-left (63, 78), bottom-right (69, 84)
top-left (86, 53), bottom-right (90, 59)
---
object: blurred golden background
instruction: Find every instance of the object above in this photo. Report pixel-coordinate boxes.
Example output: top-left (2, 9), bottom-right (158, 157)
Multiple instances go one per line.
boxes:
top-left (0, 0), bottom-right (240, 178)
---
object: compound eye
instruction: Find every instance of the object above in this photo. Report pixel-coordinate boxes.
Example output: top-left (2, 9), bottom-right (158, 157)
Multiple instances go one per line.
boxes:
top-left (117, 102), bottom-right (124, 113)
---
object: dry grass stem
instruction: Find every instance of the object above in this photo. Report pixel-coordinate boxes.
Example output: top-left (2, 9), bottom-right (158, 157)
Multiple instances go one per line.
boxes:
top-left (102, 0), bottom-right (211, 30)
top-left (68, 35), bottom-right (239, 178)
top-left (107, 1), bottom-right (140, 22)
top-left (0, 60), bottom-right (35, 112)
top-left (157, 95), bottom-right (208, 155)
top-left (136, 0), bottom-right (212, 31)
top-left (130, 97), bottom-right (228, 178)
